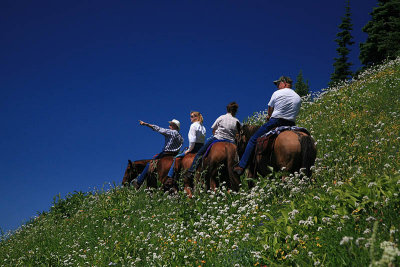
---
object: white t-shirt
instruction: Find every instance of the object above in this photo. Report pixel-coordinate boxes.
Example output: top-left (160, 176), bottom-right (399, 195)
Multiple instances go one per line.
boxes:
top-left (188, 121), bottom-right (206, 144)
top-left (268, 88), bottom-right (301, 122)
top-left (212, 113), bottom-right (240, 142)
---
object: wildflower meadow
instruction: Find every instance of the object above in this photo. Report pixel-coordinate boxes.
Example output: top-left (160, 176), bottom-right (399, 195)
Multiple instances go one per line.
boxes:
top-left (1, 58), bottom-right (400, 266)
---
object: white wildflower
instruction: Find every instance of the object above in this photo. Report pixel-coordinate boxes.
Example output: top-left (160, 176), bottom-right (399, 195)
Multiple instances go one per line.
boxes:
top-left (340, 236), bottom-right (353, 245)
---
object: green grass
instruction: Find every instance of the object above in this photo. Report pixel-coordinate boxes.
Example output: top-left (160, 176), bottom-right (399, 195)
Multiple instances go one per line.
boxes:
top-left (1, 58), bottom-right (400, 266)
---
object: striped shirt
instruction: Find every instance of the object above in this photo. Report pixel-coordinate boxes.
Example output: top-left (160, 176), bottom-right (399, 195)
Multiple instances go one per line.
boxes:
top-left (152, 125), bottom-right (184, 152)
top-left (212, 113), bottom-right (240, 142)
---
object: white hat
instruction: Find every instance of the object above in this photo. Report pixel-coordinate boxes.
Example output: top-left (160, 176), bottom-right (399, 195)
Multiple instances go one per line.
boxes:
top-left (168, 119), bottom-right (180, 131)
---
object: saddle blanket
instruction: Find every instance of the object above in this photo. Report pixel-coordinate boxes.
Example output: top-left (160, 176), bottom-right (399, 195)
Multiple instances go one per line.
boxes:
top-left (261, 126), bottom-right (310, 138)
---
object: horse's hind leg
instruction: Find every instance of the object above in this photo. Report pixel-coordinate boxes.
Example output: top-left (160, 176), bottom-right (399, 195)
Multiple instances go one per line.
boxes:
top-left (246, 161), bottom-right (257, 188)
top-left (206, 163), bottom-right (219, 192)
top-left (225, 147), bottom-right (240, 191)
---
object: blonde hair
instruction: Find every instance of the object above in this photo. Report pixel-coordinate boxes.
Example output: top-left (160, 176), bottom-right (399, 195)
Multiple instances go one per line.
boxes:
top-left (190, 111), bottom-right (204, 124)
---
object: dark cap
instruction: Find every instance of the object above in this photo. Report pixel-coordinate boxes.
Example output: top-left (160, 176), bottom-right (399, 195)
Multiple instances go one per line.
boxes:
top-left (273, 76), bottom-right (293, 85)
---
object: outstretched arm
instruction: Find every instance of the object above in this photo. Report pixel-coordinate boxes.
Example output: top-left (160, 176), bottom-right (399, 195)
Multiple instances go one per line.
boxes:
top-left (139, 120), bottom-right (155, 129)
top-left (139, 120), bottom-right (171, 136)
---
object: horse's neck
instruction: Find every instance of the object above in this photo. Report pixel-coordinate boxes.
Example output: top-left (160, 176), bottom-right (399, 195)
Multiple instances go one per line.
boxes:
top-left (246, 125), bottom-right (260, 138)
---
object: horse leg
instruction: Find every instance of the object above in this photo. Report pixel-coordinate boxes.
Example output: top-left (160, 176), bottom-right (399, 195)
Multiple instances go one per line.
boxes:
top-left (246, 160), bottom-right (257, 188)
top-left (202, 158), bottom-right (218, 192)
top-left (183, 170), bottom-right (194, 198)
top-left (226, 147), bottom-right (240, 191)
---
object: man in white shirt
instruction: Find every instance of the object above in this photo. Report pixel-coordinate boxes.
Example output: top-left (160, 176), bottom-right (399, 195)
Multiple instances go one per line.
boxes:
top-left (234, 76), bottom-right (301, 175)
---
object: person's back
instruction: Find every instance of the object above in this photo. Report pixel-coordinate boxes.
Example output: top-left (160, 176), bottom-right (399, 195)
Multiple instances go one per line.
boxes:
top-left (212, 113), bottom-right (240, 142)
top-left (268, 88), bottom-right (301, 122)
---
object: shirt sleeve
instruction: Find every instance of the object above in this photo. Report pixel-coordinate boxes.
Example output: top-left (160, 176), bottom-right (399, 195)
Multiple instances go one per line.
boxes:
top-left (211, 116), bottom-right (221, 130)
top-left (188, 123), bottom-right (197, 143)
top-left (187, 142), bottom-right (195, 152)
top-left (152, 125), bottom-right (171, 136)
top-left (268, 92), bottom-right (276, 107)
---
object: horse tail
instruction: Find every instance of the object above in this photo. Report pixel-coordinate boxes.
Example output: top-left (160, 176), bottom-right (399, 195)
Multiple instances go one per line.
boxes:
top-left (226, 144), bottom-right (240, 191)
top-left (299, 135), bottom-right (317, 177)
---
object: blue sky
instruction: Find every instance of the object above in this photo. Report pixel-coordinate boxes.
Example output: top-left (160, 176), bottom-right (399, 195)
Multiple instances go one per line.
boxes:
top-left (1, 0), bottom-right (377, 233)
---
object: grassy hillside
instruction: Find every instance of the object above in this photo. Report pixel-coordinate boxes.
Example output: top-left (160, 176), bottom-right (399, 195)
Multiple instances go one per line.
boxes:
top-left (1, 58), bottom-right (400, 266)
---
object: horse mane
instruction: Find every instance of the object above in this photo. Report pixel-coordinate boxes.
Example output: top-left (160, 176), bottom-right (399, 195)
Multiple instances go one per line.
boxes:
top-left (242, 124), bottom-right (261, 139)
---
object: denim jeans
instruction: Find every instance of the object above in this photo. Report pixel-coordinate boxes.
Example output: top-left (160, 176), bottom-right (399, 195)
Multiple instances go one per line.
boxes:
top-left (167, 143), bottom-right (203, 178)
top-left (238, 118), bottom-right (295, 169)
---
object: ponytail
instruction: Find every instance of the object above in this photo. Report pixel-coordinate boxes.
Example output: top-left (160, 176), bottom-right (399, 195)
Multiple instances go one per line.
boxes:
top-left (191, 111), bottom-right (204, 124)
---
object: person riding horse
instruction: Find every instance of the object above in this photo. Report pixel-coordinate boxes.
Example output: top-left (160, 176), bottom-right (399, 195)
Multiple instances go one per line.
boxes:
top-left (233, 76), bottom-right (301, 175)
top-left (186, 102), bottom-right (240, 178)
top-left (166, 111), bottom-right (206, 179)
top-left (132, 119), bottom-right (184, 189)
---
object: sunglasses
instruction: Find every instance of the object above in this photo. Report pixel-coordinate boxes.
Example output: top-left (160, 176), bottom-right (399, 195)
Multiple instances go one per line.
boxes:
top-left (190, 114), bottom-right (198, 118)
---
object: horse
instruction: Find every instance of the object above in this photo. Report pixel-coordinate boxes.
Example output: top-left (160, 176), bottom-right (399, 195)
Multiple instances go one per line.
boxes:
top-left (184, 142), bottom-right (240, 197)
top-left (122, 155), bottom-right (176, 190)
top-left (163, 152), bottom-right (197, 194)
top-left (122, 159), bottom-right (151, 186)
top-left (236, 123), bottom-right (317, 179)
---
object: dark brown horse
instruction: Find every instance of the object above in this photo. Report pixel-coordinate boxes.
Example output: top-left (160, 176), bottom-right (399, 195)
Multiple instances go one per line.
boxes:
top-left (122, 159), bottom-right (151, 186)
top-left (236, 123), bottom-right (317, 179)
top-left (122, 155), bottom-right (176, 190)
top-left (184, 142), bottom-right (240, 197)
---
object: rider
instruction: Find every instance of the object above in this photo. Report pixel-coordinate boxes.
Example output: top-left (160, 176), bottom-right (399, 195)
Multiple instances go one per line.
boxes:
top-left (233, 76), bottom-right (301, 175)
top-left (186, 102), bottom-right (240, 176)
top-left (132, 119), bottom-right (184, 189)
top-left (166, 111), bottom-right (206, 179)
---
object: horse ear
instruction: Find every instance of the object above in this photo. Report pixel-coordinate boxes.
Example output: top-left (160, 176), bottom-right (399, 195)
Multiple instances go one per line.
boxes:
top-left (128, 159), bottom-right (132, 165)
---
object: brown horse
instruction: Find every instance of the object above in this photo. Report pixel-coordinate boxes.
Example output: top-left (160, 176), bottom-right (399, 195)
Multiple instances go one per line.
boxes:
top-left (163, 152), bottom-right (196, 194)
top-left (122, 159), bottom-right (151, 186)
top-left (184, 142), bottom-right (240, 197)
top-left (122, 155), bottom-right (176, 190)
top-left (236, 123), bottom-right (317, 179)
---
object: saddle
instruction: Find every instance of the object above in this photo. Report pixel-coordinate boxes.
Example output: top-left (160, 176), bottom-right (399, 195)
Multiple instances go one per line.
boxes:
top-left (255, 134), bottom-right (277, 164)
top-left (149, 151), bottom-right (178, 172)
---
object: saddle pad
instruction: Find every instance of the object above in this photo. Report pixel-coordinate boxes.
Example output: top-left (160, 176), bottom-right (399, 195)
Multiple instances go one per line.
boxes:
top-left (260, 126), bottom-right (310, 138)
top-left (255, 134), bottom-right (276, 157)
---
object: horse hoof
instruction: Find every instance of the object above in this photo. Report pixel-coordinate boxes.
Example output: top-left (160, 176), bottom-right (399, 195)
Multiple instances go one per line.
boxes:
top-left (233, 166), bottom-right (244, 175)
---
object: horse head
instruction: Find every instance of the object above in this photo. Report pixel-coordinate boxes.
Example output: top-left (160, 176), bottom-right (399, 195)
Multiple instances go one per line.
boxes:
top-left (235, 122), bottom-right (260, 157)
top-left (122, 160), bottom-right (134, 186)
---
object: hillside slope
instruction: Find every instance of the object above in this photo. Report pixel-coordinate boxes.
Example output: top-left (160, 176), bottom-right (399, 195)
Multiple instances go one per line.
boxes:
top-left (1, 58), bottom-right (400, 266)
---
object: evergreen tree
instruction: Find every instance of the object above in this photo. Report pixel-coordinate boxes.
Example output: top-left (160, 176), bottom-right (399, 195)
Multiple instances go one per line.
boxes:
top-left (294, 70), bottom-right (310, 97)
top-left (359, 0), bottom-right (400, 67)
top-left (329, 0), bottom-right (355, 87)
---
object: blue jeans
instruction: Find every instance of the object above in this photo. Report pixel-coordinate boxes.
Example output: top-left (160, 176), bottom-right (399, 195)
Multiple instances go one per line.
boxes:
top-left (167, 143), bottom-right (203, 178)
top-left (187, 137), bottom-right (218, 173)
top-left (238, 118), bottom-right (295, 169)
top-left (136, 152), bottom-right (165, 185)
